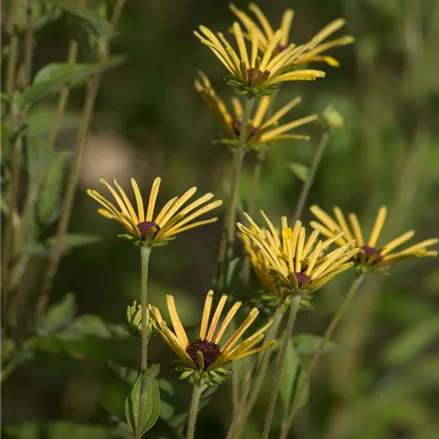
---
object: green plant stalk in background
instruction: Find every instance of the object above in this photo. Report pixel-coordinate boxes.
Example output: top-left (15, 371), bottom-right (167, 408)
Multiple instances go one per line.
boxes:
top-left (214, 96), bottom-right (255, 290)
top-left (228, 306), bottom-right (284, 439)
top-left (262, 294), bottom-right (302, 439)
top-left (279, 273), bottom-right (365, 439)
top-left (37, 0), bottom-right (126, 314)
top-left (186, 381), bottom-right (205, 439)
top-left (134, 245), bottom-right (152, 439)
top-left (292, 130), bottom-right (330, 223)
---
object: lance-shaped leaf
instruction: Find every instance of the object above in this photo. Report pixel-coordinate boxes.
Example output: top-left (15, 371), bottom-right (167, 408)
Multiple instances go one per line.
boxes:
top-left (22, 56), bottom-right (124, 106)
top-left (125, 364), bottom-right (161, 436)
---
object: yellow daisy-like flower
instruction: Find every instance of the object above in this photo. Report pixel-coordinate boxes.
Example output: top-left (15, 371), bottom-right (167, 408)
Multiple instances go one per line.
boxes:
top-left (87, 177), bottom-right (223, 247)
top-left (310, 205), bottom-right (438, 271)
top-left (237, 211), bottom-right (359, 298)
top-left (194, 21), bottom-right (325, 95)
top-left (195, 71), bottom-right (317, 150)
top-left (230, 3), bottom-right (355, 67)
top-left (149, 291), bottom-right (275, 385)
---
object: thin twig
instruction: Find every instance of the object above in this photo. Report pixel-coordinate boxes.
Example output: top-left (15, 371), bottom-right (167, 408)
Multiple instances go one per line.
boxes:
top-left (261, 295), bottom-right (302, 439)
top-left (292, 130), bottom-right (329, 224)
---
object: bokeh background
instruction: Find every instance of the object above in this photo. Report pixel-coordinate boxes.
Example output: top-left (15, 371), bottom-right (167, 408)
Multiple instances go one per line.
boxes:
top-left (2, 0), bottom-right (439, 438)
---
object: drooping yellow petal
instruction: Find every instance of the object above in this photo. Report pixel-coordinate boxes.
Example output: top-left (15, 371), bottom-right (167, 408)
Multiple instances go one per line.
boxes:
top-left (333, 207), bottom-right (354, 242)
top-left (381, 231), bottom-right (415, 255)
top-left (99, 178), bottom-right (131, 219)
top-left (261, 96), bottom-right (302, 129)
top-left (113, 179), bottom-right (139, 224)
top-left (166, 295), bottom-right (189, 347)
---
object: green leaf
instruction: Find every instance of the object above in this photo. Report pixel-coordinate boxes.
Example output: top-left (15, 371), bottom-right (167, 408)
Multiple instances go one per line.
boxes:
top-left (125, 364), bottom-right (161, 436)
top-left (292, 333), bottom-right (341, 355)
top-left (52, 0), bottom-right (112, 37)
top-left (35, 154), bottom-right (66, 227)
top-left (220, 256), bottom-right (244, 293)
top-left (32, 234), bottom-right (103, 257)
top-left (280, 340), bottom-right (309, 410)
top-left (3, 422), bottom-right (130, 439)
top-left (288, 162), bottom-right (309, 182)
top-left (36, 292), bottom-right (77, 336)
top-left (383, 316), bottom-right (439, 365)
top-left (22, 57), bottom-right (124, 106)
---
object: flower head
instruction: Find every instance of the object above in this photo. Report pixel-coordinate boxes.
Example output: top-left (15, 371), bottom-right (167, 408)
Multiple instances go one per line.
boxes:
top-left (238, 211), bottom-right (359, 298)
top-left (87, 177), bottom-right (223, 247)
top-left (194, 21), bottom-right (325, 96)
top-left (310, 206), bottom-right (438, 272)
top-left (230, 3), bottom-right (355, 67)
top-left (149, 291), bottom-right (275, 385)
top-left (195, 71), bottom-right (317, 150)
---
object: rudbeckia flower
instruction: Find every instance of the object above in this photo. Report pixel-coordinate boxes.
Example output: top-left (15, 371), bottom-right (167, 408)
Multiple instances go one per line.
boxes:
top-left (310, 205), bottom-right (438, 271)
top-left (195, 71), bottom-right (317, 149)
top-left (230, 3), bottom-right (354, 67)
top-left (194, 22), bottom-right (325, 95)
top-left (149, 291), bottom-right (275, 385)
top-left (87, 177), bottom-right (223, 246)
top-left (237, 211), bottom-right (359, 298)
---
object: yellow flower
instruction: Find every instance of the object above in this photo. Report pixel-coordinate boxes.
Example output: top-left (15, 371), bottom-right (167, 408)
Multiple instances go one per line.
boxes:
top-left (230, 3), bottom-right (354, 67)
top-left (237, 211), bottom-right (359, 297)
top-left (194, 21), bottom-right (325, 95)
top-left (149, 291), bottom-right (275, 385)
top-left (195, 71), bottom-right (317, 149)
top-left (310, 205), bottom-right (438, 271)
top-left (87, 177), bottom-right (223, 246)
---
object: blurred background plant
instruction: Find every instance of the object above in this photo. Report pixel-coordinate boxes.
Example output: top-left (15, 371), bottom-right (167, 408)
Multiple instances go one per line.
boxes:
top-left (1, 0), bottom-right (438, 438)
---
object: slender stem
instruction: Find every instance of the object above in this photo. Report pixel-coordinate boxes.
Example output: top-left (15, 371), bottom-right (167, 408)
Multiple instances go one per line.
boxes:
top-left (279, 274), bottom-right (365, 439)
top-left (214, 96), bottom-right (255, 290)
top-left (134, 245), bottom-right (151, 439)
top-left (262, 295), bottom-right (302, 439)
top-left (292, 131), bottom-right (330, 224)
top-left (186, 381), bottom-right (205, 439)
top-left (139, 246), bottom-right (151, 373)
top-left (48, 41), bottom-right (79, 146)
top-left (227, 306), bottom-right (283, 439)
top-left (37, 0), bottom-right (126, 313)
top-left (4, 0), bottom-right (20, 103)
top-left (231, 320), bottom-right (240, 413)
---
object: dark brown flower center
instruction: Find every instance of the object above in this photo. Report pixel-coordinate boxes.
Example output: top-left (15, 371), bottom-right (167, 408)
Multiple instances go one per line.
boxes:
top-left (137, 221), bottom-right (160, 239)
top-left (232, 120), bottom-right (258, 138)
top-left (186, 338), bottom-right (221, 370)
top-left (359, 245), bottom-right (382, 265)
top-left (294, 272), bottom-right (311, 287)
top-left (247, 68), bottom-right (264, 84)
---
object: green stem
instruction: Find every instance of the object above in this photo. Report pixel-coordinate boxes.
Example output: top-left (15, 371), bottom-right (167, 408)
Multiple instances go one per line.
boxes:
top-left (262, 295), bottom-right (302, 439)
top-left (214, 96), bottom-right (255, 290)
top-left (279, 274), bottom-right (365, 439)
top-left (135, 245), bottom-right (151, 439)
top-left (292, 131), bottom-right (330, 224)
top-left (227, 306), bottom-right (283, 439)
top-left (186, 381), bottom-right (205, 439)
